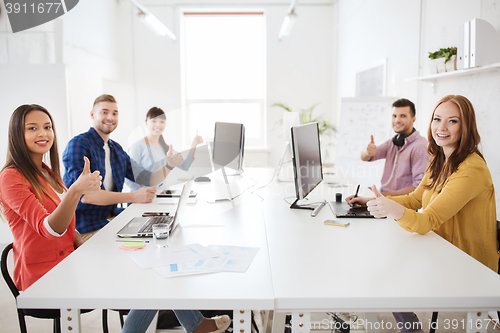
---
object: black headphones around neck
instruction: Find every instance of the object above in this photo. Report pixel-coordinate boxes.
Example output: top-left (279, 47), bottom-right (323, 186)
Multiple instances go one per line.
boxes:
top-left (392, 128), bottom-right (416, 147)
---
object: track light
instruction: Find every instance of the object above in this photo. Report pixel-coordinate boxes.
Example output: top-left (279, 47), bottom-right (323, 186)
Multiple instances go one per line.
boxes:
top-left (278, 0), bottom-right (298, 40)
top-left (129, 0), bottom-right (176, 41)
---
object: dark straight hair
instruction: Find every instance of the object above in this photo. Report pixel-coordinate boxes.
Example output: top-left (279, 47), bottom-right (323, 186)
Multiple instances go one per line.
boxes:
top-left (146, 107), bottom-right (169, 155)
top-left (1, 104), bottom-right (64, 202)
top-left (392, 98), bottom-right (416, 117)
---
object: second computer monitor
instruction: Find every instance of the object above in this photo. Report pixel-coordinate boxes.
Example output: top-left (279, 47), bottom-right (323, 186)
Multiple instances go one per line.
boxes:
top-left (291, 122), bottom-right (323, 203)
top-left (212, 121), bottom-right (245, 174)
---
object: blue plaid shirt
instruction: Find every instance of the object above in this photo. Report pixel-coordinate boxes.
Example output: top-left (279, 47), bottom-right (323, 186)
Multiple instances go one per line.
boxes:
top-left (63, 127), bottom-right (151, 233)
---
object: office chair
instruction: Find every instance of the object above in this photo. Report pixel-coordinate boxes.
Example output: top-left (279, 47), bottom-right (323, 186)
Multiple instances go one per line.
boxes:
top-left (429, 221), bottom-right (500, 333)
top-left (1, 242), bottom-right (118, 333)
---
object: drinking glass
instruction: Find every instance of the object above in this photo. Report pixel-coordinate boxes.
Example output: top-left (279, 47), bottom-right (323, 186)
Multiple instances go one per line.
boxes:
top-left (152, 223), bottom-right (170, 248)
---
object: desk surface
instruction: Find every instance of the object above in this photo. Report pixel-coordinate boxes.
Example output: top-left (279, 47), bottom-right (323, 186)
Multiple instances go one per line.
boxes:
top-left (262, 171), bottom-right (500, 312)
top-left (17, 168), bottom-right (500, 314)
top-left (18, 174), bottom-right (274, 310)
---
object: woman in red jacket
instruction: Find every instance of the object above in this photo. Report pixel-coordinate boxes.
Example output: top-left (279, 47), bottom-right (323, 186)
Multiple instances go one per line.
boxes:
top-left (0, 104), bottom-right (101, 291)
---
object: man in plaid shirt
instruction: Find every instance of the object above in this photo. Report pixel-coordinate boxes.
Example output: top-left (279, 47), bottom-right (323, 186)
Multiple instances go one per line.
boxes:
top-left (63, 94), bottom-right (183, 241)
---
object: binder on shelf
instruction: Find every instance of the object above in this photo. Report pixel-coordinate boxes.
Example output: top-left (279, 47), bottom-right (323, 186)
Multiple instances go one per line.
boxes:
top-left (463, 21), bottom-right (470, 69)
top-left (469, 18), bottom-right (500, 68)
top-left (457, 23), bottom-right (465, 70)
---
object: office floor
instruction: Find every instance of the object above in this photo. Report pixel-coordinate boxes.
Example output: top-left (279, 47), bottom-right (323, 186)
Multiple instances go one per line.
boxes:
top-left (1, 242), bottom-right (499, 333)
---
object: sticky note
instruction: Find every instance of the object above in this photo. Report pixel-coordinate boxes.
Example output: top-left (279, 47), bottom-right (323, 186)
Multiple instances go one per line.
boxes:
top-left (124, 241), bottom-right (145, 248)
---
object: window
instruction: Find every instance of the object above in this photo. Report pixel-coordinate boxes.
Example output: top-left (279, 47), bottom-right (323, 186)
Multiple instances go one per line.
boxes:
top-left (180, 10), bottom-right (267, 148)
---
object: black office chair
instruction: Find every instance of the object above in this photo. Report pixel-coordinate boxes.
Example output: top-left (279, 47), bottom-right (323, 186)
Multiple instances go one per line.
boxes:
top-left (429, 221), bottom-right (500, 333)
top-left (1, 242), bottom-right (118, 333)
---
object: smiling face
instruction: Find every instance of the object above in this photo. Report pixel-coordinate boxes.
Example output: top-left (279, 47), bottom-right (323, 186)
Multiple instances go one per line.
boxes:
top-left (24, 110), bottom-right (54, 159)
top-left (145, 115), bottom-right (166, 137)
top-left (431, 101), bottom-right (462, 158)
top-left (392, 106), bottom-right (415, 135)
top-left (91, 101), bottom-right (119, 140)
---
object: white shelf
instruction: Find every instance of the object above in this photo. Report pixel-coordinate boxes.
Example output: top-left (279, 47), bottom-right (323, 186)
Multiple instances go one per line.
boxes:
top-left (406, 62), bottom-right (500, 82)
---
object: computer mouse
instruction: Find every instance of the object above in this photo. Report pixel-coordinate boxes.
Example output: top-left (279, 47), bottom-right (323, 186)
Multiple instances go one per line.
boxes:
top-left (194, 176), bottom-right (211, 182)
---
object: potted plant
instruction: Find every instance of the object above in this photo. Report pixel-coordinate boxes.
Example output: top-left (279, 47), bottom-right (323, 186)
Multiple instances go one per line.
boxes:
top-left (428, 47), bottom-right (457, 74)
top-left (271, 102), bottom-right (336, 164)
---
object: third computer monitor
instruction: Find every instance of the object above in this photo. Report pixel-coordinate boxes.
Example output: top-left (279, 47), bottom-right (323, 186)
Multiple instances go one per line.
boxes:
top-left (212, 121), bottom-right (245, 174)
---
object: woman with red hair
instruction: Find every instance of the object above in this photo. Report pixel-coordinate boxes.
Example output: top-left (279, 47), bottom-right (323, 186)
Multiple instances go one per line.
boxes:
top-left (348, 95), bottom-right (498, 333)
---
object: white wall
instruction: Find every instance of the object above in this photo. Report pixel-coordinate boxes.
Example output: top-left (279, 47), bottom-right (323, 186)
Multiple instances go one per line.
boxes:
top-left (130, 2), bottom-right (336, 167)
top-left (336, 0), bottom-right (500, 213)
top-left (0, 0), bottom-right (336, 241)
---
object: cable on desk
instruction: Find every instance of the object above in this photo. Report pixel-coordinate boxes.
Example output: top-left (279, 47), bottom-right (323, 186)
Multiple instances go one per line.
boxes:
top-left (208, 176), bottom-right (258, 203)
top-left (283, 196), bottom-right (323, 207)
top-left (250, 165), bottom-right (281, 201)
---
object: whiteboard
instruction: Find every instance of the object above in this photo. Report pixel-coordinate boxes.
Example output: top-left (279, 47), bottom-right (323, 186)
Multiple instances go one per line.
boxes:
top-left (336, 97), bottom-right (395, 160)
top-left (334, 98), bottom-right (395, 189)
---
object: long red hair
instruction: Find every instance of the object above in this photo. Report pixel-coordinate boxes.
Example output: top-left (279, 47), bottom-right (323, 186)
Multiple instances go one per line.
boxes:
top-left (426, 95), bottom-right (483, 191)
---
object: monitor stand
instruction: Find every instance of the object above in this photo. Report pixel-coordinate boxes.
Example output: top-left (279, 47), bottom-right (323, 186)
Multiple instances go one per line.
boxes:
top-left (290, 199), bottom-right (327, 217)
top-left (289, 198), bottom-right (314, 210)
top-left (207, 167), bottom-right (236, 206)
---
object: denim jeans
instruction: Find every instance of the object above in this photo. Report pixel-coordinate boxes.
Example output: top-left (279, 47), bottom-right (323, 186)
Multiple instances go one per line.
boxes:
top-left (122, 309), bottom-right (203, 333)
top-left (392, 312), bottom-right (422, 333)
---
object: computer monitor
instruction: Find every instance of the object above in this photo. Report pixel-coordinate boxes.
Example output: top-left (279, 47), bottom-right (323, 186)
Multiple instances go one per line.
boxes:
top-left (290, 122), bottom-right (323, 210)
top-left (212, 122), bottom-right (245, 175)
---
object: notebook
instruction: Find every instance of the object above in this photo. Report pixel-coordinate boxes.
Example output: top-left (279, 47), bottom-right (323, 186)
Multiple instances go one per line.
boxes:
top-left (327, 201), bottom-right (379, 218)
top-left (116, 179), bottom-right (194, 237)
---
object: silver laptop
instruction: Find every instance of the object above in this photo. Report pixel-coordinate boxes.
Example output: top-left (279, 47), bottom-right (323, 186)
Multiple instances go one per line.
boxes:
top-left (116, 179), bottom-right (194, 237)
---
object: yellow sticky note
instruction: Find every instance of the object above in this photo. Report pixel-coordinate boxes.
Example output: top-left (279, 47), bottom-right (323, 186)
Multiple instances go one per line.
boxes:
top-left (124, 241), bottom-right (145, 248)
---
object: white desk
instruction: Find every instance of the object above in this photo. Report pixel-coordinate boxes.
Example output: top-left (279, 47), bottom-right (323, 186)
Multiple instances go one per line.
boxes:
top-left (261, 172), bottom-right (500, 333)
top-left (17, 174), bottom-right (275, 333)
top-left (16, 168), bottom-right (500, 333)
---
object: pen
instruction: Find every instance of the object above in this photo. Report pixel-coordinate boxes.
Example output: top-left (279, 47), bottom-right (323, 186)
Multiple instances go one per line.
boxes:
top-left (146, 183), bottom-right (163, 190)
top-left (354, 184), bottom-right (360, 198)
top-left (115, 240), bottom-right (150, 243)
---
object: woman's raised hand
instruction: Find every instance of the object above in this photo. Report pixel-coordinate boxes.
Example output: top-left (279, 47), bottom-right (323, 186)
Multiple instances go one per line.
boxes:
top-left (191, 133), bottom-right (203, 148)
top-left (167, 144), bottom-right (184, 168)
top-left (366, 185), bottom-right (405, 220)
top-left (72, 156), bottom-right (102, 195)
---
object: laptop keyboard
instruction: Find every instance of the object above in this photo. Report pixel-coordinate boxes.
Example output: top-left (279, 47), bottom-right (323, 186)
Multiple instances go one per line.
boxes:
top-left (139, 216), bottom-right (173, 233)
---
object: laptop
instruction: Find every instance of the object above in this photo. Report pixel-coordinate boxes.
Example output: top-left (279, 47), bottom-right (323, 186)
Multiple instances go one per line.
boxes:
top-left (327, 201), bottom-right (382, 218)
top-left (116, 179), bottom-right (194, 237)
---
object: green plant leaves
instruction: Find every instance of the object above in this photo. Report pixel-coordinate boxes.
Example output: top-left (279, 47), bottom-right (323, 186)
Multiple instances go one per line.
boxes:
top-left (428, 47), bottom-right (457, 63)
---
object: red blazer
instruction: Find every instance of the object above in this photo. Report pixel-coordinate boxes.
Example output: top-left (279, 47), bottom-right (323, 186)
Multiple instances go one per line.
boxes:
top-left (0, 166), bottom-right (75, 291)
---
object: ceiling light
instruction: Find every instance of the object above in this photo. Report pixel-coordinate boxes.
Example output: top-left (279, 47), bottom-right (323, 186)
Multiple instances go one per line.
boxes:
top-left (278, 0), bottom-right (298, 40)
top-left (129, 0), bottom-right (176, 41)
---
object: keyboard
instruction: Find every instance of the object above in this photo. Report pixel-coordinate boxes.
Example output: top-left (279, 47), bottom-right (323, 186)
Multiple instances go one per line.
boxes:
top-left (138, 216), bottom-right (173, 233)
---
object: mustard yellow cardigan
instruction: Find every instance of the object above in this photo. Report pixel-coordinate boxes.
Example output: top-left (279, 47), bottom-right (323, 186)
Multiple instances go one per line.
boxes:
top-left (390, 152), bottom-right (499, 272)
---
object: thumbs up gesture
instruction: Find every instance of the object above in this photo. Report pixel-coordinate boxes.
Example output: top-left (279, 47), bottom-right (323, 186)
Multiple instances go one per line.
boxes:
top-left (366, 185), bottom-right (405, 220)
top-left (73, 156), bottom-right (102, 195)
top-left (366, 135), bottom-right (377, 157)
top-left (166, 144), bottom-right (184, 169)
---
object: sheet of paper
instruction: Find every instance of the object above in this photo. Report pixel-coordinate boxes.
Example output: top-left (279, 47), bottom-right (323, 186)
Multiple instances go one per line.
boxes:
top-left (199, 246), bottom-right (259, 273)
top-left (152, 245), bottom-right (259, 278)
top-left (153, 259), bottom-right (217, 278)
top-left (126, 243), bottom-right (217, 269)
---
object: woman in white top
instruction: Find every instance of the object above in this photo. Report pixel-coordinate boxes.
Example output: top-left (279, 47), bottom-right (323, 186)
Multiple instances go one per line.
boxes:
top-left (126, 107), bottom-right (203, 191)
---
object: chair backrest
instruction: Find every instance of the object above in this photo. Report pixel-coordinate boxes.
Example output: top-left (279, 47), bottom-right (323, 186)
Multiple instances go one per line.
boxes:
top-left (1, 243), bottom-right (20, 299)
top-left (497, 221), bottom-right (500, 254)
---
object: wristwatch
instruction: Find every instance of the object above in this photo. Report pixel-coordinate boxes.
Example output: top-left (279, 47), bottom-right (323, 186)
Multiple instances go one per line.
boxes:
top-left (165, 163), bottom-right (174, 170)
